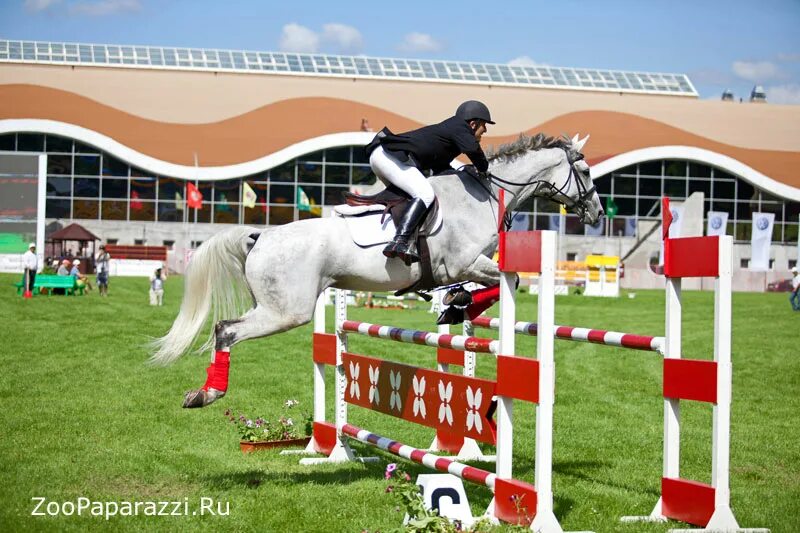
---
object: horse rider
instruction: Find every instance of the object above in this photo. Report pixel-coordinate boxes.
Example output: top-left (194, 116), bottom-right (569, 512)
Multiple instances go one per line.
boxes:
top-left (366, 100), bottom-right (495, 264)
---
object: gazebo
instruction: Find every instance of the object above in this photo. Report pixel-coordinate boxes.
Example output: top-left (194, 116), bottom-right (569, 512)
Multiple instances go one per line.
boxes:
top-left (48, 223), bottom-right (100, 273)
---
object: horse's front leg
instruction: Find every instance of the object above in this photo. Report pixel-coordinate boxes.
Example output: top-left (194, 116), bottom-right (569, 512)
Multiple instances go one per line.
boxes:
top-left (438, 255), bottom-right (513, 325)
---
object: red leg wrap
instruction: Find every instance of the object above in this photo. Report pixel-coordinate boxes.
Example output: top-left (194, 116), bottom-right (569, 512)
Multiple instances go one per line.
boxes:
top-left (202, 351), bottom-right (230, 392)
top-left (465, 284), bottom-right (500, 320)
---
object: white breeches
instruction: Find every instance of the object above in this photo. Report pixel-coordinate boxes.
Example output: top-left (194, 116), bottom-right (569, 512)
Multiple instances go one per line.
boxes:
top-left (369, 146), bottom-right (435, 207)
top-left (150, 289), bottom-right (164, 306)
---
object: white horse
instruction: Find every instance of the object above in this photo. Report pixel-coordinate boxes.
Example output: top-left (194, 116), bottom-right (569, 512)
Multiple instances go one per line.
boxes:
top-left (151, 133), bottom-right (603, 407)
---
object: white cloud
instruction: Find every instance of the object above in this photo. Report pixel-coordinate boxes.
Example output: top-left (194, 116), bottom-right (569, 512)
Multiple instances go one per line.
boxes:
top-left (279, 23), bottom-right (320, 53)
top-left (765, 84), bottom-right (800, 105)
top-left (322, 23), bottom-right (363, 54)
top-left (24, 0), bottom-right (61, 12)
top-left (732, 60), bottom-right (781, 82)
top-left (397, 32), bottom-right (443, 53)
top-left (508, 55), bottom-right (548, 67)
top-left (69, 0), bottom-right (141, 16)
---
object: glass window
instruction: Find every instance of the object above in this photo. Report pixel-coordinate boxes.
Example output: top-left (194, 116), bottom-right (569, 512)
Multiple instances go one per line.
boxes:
top-left (243, 205), bottom-right (267, 225)
top-left (612, 175), bottom-right (636, 195)
top-left (299, 150), bottom-right (324, 162)
top-left (735, 221), bottom-right (751, 241)
top-left (689, 163), bottom-right (711, 178)
top-left (268, 206), bottom-right (294, 225)
top-left (102, 200), bottom-right (127, 221)
top-left (213, 179), bottom-right (240, 202)
top-left (130, 201), bottom-right (155, 221)
top-left (102, 178), bottom-right (128, 198)
top-left (0, 133), bottom-right (15, 150)
top-left (197, 181), bottom-right (212, 209)
top-left (247, 182), bottom-right (267, 203)
top-left (131, 177), bottom-right (157, 200)
top-left (17, 133), bottom-right (44, 152)
top-left (47, 155), bottom-right (72, 175)
top-left (639, 176), bottom-right (661, 198)
top-left (325, 165), bottom-right (350, 185)
top-left (664, 161), bottom-right (687, 177)
top-left (214, 203), bottom-right (239, 224)
top-left (74, 177), bottom-right (100, 198)
top-left (639, 161), bottom-right (661, 177)
top-left (74, 141), bottom-right (100, 154)
top-left (593, 175), bottom-right (611, 196)
top-left (688, 179), bottom-right (711, 197)
top-left (47, 176), bottom-right (71, 197)
top-left (712, 200), bottom-right (734, 218)
top-left (664, 178), bottom-right (686, 198)
top-left (73, 199), bottom-right (99, 219)
top-left (714, 179), bottom-right (735, 200)
top-left (270, 161), bottom-right (295, 182)
top-left (615, 197), bottom-right (636, 216)
top-left (298, 162), bottom-right (322, 183)
top-left (46, 135), bottom-right (72, 153)
top-left (269, 184), bottom-right (294, 205)
top-left (325, 147), bottom-right (350, 163)
top-left (157, 202), bottom-right (182, 222)
top-left (352, 147), bottom-right (369, 164)
top-left (46, 199), bottom-right (70, 218)
top-left (324, 186), bottom-right (349, 205)
top-left (638, 197), bottom-right (661, 217)
top-left (298, 185), bottom-right (322, 209)
top-left (194, 203), bottom-right (211, 223)
top-left (615, 165), bottom-right (636, 176)
top-left (352, 167), bottom-right (376, 185)
top-left (103, 154), bottom-right (129, 176)
top-left (74, 154), bottom-right (100, 175)
top-left (737, 180), bottom-right (756, 204)
top-left (158, 177), bottom-right (184, 200)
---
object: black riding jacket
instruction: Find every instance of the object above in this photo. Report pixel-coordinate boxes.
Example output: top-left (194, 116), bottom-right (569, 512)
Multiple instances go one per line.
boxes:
top-left (371, 116), bottom-right (489, 174)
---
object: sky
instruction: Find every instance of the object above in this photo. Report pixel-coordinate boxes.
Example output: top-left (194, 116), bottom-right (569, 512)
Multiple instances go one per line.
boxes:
top-left (2, 0), bottom-right (800, 104)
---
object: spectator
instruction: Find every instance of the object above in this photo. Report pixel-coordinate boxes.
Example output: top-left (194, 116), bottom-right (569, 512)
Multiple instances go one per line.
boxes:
top-left (149, 265), bottom-right (166, 306)
top-left (57, 259), bottom-right (70, 276)
top-left (96, 244), bottom-right (111, 297)
top-left (791, 266), bottom-right (800, 311)
top-left (70, 259), bottom-right (90, 292)
top-left (360, 118), bottom-right (373, 132)
top-left (22, 243), bottom-right (37, 296)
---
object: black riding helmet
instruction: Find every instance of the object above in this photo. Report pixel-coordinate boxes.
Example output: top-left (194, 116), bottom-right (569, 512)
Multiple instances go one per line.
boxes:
top-left (456, 100), bottom-right (495, 124)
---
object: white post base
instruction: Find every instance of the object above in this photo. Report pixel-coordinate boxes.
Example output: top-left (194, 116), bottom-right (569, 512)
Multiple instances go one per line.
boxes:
top-left (529, 509), bottom-right (565, 533)
top-left (426, 436), bottom-right (496, 463)
top-left (621, 496), bottom-right (667, 523)
top-left (297, 439), bottom-right (378, 465)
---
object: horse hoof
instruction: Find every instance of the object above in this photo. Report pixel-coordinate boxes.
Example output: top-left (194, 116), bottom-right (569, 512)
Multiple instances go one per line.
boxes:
top-left (436, 306), bottom-right (465, 325)
top-left (443, 287), bottom-right (472, 307)
top-left (182, 388), bottom-right (224, 408)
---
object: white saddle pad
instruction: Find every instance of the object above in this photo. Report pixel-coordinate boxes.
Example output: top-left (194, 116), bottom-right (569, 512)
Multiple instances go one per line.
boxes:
top-left (334, 204), bottom-right (443, 248)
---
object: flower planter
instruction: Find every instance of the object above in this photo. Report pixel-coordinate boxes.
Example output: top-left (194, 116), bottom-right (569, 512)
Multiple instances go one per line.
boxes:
top-left (239, 436), bottom-right (311, 454)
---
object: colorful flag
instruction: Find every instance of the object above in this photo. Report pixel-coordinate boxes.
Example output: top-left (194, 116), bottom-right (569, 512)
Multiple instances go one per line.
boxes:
top-left (706, 211), bottom-right (728, 236)
top-left (297, 187), bottom-right (311, 212)
top-left (605, 197), bottom-right (618, 219)
top-left (131, 190), bottom-right (142, 211)
top-left (242, 182), bottom-right (257, 209)
top-left (174, 191), bottom-right (184, 211)
top-left (217, 193), bottom-right (231, 212)
top-left (559, 204), bottom-right (567, 215)
top-left (187, 182), bottom-right (203, 209)
top-left (750, 212), bottom-right (775, 271)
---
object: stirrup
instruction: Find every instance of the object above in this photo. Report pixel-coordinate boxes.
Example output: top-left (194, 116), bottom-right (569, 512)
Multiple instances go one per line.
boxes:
top-left (443, 287), bottom-right (473, 307)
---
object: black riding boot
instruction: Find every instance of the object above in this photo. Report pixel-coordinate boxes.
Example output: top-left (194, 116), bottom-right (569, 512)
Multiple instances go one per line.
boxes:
top-left (383, 198), bottom-right (429, 265)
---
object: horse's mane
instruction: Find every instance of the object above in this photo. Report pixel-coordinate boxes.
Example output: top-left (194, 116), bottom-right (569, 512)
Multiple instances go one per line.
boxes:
top-left (486, 133), bottom-right (572, 163)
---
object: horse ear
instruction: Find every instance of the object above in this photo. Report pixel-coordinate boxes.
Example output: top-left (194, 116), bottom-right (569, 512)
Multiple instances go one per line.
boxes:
top-left (571, 133), bottom-right (580, 145)
top-left (574, 134), bottom-right (590, 152)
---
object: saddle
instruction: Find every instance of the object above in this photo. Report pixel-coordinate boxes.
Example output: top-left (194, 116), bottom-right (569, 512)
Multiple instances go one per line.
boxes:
top-left (340, 185), bottom-right (443, 298)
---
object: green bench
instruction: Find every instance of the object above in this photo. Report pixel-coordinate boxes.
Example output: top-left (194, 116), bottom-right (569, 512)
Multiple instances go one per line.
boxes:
top-left (14, 274), bottom-right (84, 296)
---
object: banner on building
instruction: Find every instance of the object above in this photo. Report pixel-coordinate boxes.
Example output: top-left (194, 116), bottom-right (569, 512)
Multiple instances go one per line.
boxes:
top-left (750, 212), bottom-right (775, 271)
top-left (242, 182), bottom-right (257, 209)
top-left (668, 205), bottom-right (685, 238)
top-left (706, 211), bottom-right (728, 236)
top-left (186, 182), bottom-right (203, 209)
top-left (510, 213), bottom-right (529, 232)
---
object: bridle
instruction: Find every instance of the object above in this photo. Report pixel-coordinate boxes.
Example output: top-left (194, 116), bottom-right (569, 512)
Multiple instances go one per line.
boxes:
top-left (471, 147), bottom-right (596, 225)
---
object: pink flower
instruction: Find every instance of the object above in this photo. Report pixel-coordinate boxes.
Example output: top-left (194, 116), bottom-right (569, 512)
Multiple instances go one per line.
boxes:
top-left (384, 463), bottom-right (398, 479)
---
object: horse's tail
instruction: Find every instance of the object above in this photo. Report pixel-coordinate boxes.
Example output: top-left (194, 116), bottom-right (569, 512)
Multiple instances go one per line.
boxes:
top-left (149, 226), bottom-right (258, 366)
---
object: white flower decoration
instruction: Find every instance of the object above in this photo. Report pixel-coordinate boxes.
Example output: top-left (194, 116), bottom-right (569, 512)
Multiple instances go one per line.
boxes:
top-left (412, 375), bottom-right (426, 418)
top-left (389, 370), bottom-right (402, 412)
top-left (348, 361), bottom-right (360, 400)
top-left (466, 386), bottom-right (483, 434)
top-left (438, 380), bottom-right (453, 426)
top-left (368, 365), bottom-right (380, 405)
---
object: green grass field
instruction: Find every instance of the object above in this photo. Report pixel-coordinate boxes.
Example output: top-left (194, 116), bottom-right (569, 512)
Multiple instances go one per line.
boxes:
top-left (0, 273), bottom-right (797, 532)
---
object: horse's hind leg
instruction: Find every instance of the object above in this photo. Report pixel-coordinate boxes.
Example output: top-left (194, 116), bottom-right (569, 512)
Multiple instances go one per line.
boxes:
top-left (182, 302), bottom-right (315, 408)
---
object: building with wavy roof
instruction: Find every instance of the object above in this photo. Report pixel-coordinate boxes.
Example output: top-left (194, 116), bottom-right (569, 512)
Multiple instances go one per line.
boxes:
top-left (1, 39), bottom-right (798, 284)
